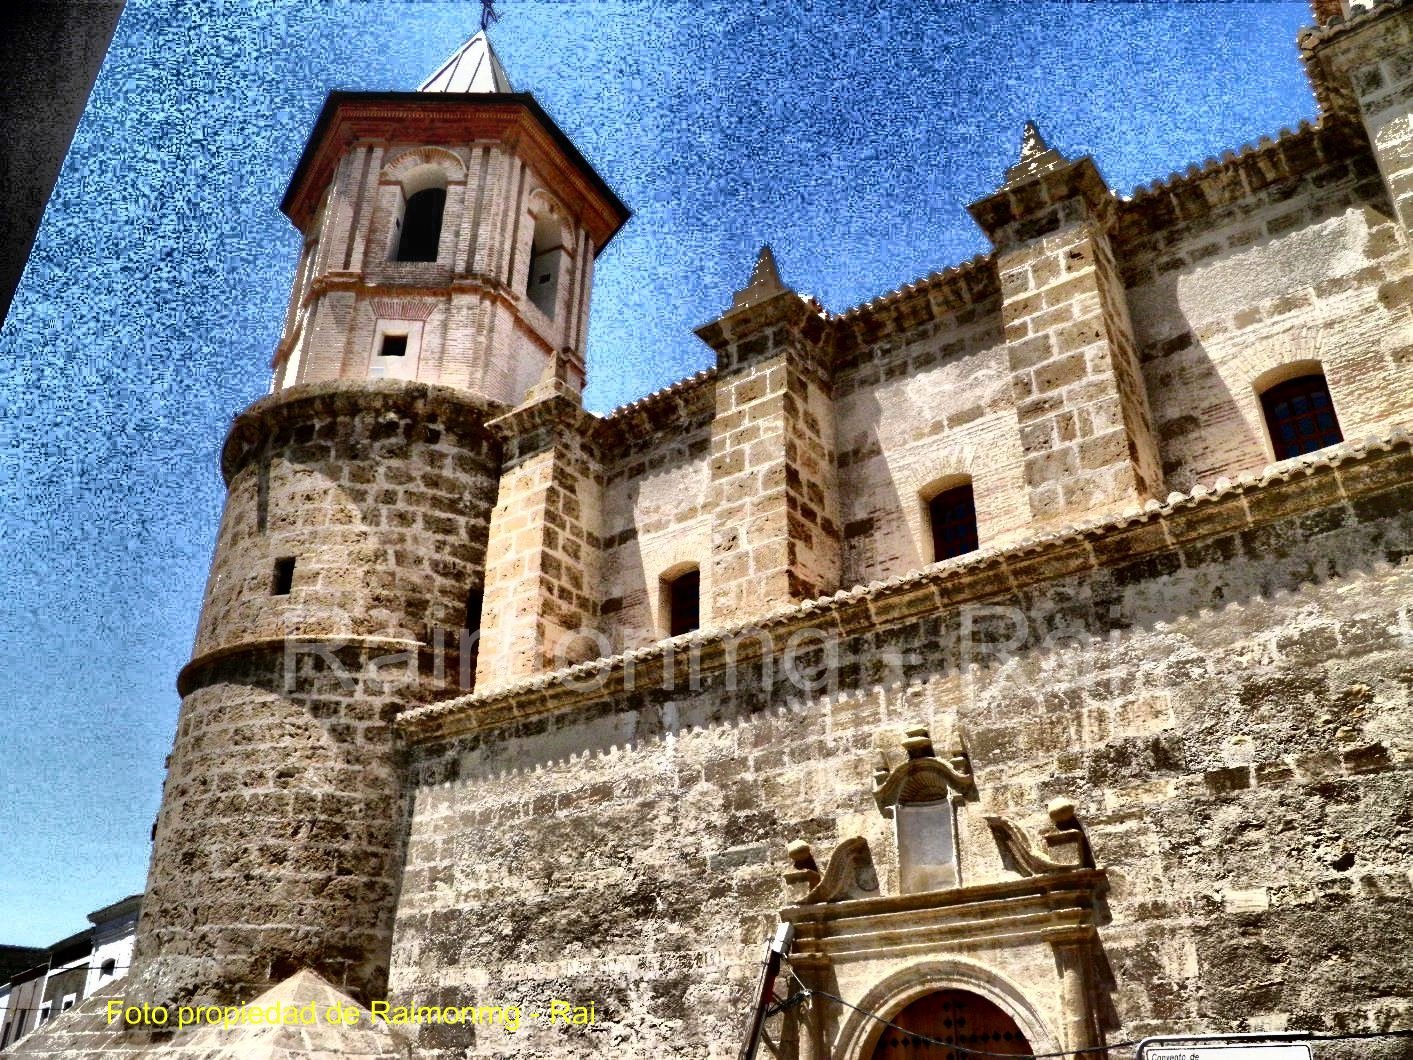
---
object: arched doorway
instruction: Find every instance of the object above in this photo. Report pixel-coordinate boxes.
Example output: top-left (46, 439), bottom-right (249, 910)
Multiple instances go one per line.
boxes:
top-left (869, 989), bottom-right (1032, 1059)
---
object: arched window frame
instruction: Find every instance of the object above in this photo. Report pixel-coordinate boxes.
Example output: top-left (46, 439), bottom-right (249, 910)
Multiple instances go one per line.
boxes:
top-left (392, 168), bottom-right (448, 263)
top-left (523, 190), bottom-right (575, 323)
top-left (1253, 360), bottom-right (1344, 462)
top-left (380, 150), bottom-right (465, 265)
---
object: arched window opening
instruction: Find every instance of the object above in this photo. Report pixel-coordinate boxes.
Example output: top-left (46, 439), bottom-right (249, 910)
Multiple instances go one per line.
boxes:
top-left (662, 566), bottom-right (700, 637)
top-left (526, 214), bottom-right (564, 318)
top-left (926, 481), bottom-right (979, 562)
top-left (869, 990), bottom-right (1031, 1059)
top-left (1260, 372), bottom-right (1343, 460)
top-left (394, 187), bottom-right (446, 262)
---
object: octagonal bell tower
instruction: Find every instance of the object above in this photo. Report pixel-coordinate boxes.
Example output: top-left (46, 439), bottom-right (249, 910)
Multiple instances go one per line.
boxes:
top-left (273, 31), bottom-right (626, 402)
top-left (129, 31), bottom-right (628, 1009)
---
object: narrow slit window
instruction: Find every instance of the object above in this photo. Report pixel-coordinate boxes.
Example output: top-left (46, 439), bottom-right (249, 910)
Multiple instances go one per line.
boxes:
top-left (461, 588), bottom-right (483, 691)
top-left (394, 187), bottom-right (446, 262)
top-left (272, 556), bottom-right (296, 596)
top-left (928, 483), bottom-right (979, 562)
top-left (1261, 373), bottom-right (1343, 460)
top-left (378, 334), bottom-right (407, 358)
top-left (465, 588), bottom-right (484, 635)
top-left (665, 568), bottom-right (700, 637)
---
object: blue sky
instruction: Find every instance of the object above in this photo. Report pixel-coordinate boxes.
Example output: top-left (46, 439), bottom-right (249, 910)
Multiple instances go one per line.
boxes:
top-left (0, 0), bottom-right (1315, 946)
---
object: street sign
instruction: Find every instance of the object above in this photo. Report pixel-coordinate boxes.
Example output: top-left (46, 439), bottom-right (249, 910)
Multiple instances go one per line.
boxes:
top-left (1141, 1044), bottom-right (1313, 1060)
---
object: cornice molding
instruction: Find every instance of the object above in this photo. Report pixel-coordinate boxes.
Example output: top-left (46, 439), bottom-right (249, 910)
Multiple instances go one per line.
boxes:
top-left (281, 94), bottom-right (629, 255)
top-left (220, 379), bottom-right (504, 484)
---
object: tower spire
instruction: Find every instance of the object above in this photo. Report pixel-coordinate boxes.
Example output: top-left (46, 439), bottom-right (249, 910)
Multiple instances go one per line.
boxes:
top-left (1003, 119), bottom-right (1069, 186)
top-left (731, 244), bottom-right (787, 310)
top-left (419, 28), bottom-right (513, 93)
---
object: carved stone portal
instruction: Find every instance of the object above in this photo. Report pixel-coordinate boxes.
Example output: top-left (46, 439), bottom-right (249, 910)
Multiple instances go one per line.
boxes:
top-left (776, 726), bottom-right (1112, 1060)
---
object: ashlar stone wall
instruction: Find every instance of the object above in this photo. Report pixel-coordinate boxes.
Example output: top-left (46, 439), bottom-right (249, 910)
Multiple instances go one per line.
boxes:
top-left (136, 381), bottom-right (502, 1009)
top-left (576, 114), bottom-right (1413, 659)
top-left (599, 376), bottom-right (716, 648)
top-left (1118, 119), bottom-right (1413, 493)
top-left (390, 437), bottom-right (1413, 1059)
top-left (831, 279), bottom-right (1026, 585)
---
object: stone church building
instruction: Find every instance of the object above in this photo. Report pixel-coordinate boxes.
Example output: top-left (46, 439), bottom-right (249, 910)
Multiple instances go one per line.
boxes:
top-left (12, 1), bottom-right (1413, 1057)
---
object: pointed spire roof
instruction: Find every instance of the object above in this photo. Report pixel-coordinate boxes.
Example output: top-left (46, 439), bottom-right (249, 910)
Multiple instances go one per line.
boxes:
top-left (419, 30), bottom-right (513, 94)
top-left (731, 245), bottom-right (788, 310)
top-left (1004, 120), bottom-right (1069, 186)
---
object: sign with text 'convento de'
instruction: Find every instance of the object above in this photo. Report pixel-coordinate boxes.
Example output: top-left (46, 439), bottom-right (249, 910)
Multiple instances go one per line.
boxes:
top-left (1141, 1043), bottom-right (1314, 1060)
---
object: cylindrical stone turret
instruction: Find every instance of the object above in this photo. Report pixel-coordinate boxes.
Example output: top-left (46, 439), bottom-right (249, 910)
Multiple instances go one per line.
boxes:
top-left (130, 382), bottom-right (499, 1006)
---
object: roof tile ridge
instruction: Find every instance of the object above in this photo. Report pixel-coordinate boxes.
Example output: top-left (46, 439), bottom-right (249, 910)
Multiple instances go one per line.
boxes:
top-left (837, 251), bottom-right (996, 320)
top-left (600, 366), bottom-right (717, 422)
top-left (1126, 117), bottom-right (1323, 203)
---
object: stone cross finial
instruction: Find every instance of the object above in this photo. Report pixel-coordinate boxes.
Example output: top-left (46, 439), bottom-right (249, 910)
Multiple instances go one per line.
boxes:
top-left (1004, 119), bottom-right (1069, 187)
top-left (730, 244), bottom-right (788, 310)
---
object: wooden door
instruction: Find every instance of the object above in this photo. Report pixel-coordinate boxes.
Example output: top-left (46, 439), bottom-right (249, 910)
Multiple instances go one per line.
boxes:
top-left (869, 989), bottom-right (1031, 1058)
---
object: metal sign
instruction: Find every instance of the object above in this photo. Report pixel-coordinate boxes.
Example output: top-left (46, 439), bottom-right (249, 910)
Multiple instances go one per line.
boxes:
top-left (1139, 1039), bottom-right (1313, 1060)
top-left (1144, 1048), bottom-right (1312, 1060)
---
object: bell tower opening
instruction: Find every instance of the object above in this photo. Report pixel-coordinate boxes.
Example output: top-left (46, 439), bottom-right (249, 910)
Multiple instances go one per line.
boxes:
top-left (869, 989), bottom-right (1031, 1060)
top-left (393, 186), bottom-right (446, 262)
top-left (526, 213), bottom-right (564, 318)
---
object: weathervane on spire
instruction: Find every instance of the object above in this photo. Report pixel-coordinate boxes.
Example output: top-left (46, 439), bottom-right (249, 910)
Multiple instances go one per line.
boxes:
top-left (480, 0), bottom-right (501, 32)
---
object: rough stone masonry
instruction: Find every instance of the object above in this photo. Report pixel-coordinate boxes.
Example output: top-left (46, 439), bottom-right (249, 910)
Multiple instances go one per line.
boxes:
top-left (10, 2), bottom-right (1413, 1058)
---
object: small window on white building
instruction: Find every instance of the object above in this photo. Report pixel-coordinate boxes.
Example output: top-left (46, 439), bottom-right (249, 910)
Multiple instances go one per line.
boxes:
top-left (38, 1002), bottom-right (51, 1025)
top-left (100, 958), bottom-right (116, 979)
top-left (61, 994), bottom-right (76, 1012)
